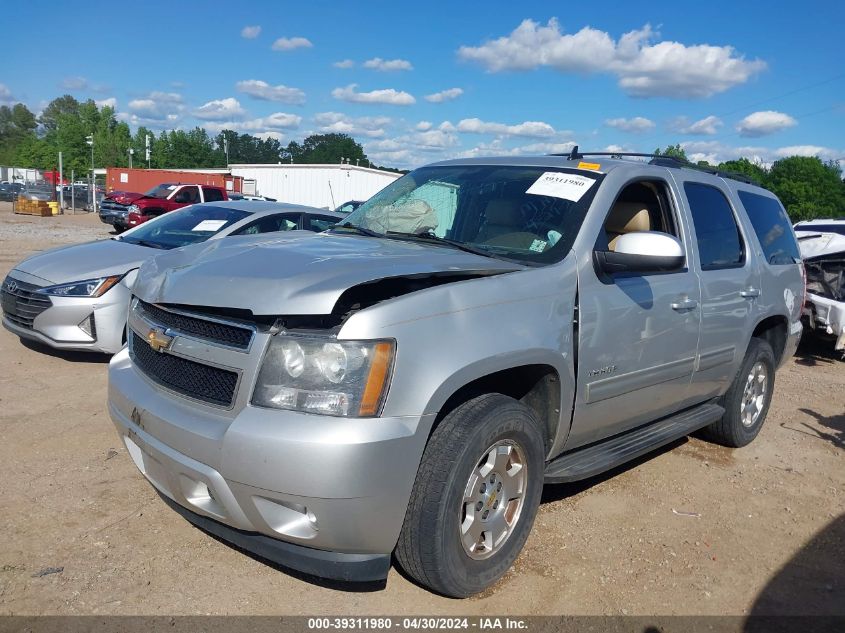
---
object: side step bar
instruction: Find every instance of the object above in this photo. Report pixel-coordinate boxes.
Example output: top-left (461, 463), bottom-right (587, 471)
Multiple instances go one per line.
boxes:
top-left (544, 402), bottom-right (724, 483)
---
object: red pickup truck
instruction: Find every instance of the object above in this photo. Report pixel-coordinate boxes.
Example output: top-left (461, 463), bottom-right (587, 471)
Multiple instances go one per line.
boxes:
top-left (99, 183), bottom-right (229, 231)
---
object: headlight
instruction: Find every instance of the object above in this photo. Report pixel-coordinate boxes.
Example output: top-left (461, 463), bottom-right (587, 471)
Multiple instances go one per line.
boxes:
top-left (127, 204), bottom-right (140, 213)
top-left (252, 335), bottom-right (395, 417)
top-left (37, 275), bottom-right (123, 297)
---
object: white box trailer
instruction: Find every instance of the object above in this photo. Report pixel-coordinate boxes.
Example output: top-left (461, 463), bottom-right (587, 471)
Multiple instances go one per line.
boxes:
top-left (228, 163), bottom-right (401, 209)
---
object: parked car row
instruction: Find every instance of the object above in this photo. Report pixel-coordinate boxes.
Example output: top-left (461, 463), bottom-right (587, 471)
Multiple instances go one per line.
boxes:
top-left (0, 153), bottom-right (814, 597)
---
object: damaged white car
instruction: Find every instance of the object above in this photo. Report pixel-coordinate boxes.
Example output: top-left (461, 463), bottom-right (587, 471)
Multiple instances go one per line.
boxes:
top-left (796, 230), bottom-right (845, 354)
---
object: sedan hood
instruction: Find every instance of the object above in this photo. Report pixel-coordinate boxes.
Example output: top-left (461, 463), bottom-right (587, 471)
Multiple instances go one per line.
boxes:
top-left (14, 238), bottom-right (153, 285)
top-left (134, 232), bottom-right (523, 315)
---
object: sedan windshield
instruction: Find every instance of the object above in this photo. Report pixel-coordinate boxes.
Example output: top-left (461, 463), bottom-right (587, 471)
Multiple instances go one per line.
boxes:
top-left (144, 184), bottom-right (177, 198)
top-left (338, 165), bottom-right (603, 264)
top-left (120, 205), bottom-right (250, 249)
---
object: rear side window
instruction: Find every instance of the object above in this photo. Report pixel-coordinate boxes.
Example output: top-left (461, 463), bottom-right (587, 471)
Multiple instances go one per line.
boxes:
top-left (684, 183), bottom-right (744, 270)
top-left (737, 191), bottom-right (800, 265)
top-left (307, 216), bottom-right (338, 232)
top-left (203, 187), bottom-right (225, 202)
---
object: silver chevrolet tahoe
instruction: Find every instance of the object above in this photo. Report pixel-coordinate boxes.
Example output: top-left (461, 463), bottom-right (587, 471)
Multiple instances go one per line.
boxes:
top-left (108, 151), bottom-right (804, 597)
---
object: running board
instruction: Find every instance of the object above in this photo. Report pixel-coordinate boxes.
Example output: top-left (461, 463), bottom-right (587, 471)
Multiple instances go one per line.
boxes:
top-left (544, 402), bottom-right (724, 483)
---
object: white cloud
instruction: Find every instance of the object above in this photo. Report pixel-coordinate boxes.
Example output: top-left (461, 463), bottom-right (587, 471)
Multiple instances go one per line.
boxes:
top-left (604, 116), bottom-right (655, 133)
top-left (193, 97), bottom-right (246, 121)
top-left (670, 115), bottom-right (723, 135)
top-left (271, 37), bottom-right (313, 51)
top-left (416, 121), bottom-right (433, 131)
top-left (362, 57), bottom-right (413, 72)
top-left (126, 91), bottom-right (185, 122)
top-left (331, 84), bottom-right (416, 106)
top-left (254, 131), bottom-right (285, 141)
top-left (736, 110), bottom-right (797, 137)
top-left (95, 97), bottom-right (117, 109)
top-left (424, 88), bottom-right (464, 103)
top-left (678, 140), bottom-right (842, 167)
top-left (241, 25), bottom-right (261, 39)
top-left (411, 129), bottom-right (459, 150)
top-left (205, 112), bottom-right (302, 134)
top-left (333, 59), bottom-right (355, 69)
top-left (458, 19), bottom-right (766, 98)
top-left (0, 83), bottom-right (14, 104)
top-left (236, 79), bottom-right (306, 105)
top-left (456, 117), bottom-right (558, 138)
top-left (313, 112), bottom-right (392, 138)
top-left (60, 76), bottom-right (88, 90)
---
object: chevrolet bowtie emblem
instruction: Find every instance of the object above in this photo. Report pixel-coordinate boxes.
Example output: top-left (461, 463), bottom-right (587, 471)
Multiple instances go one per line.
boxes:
top-left (147, 327), bottom-right (174, 352)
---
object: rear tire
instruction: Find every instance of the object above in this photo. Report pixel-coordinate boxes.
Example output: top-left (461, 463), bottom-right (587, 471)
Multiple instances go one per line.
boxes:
top-left (395, 394), bottom-right (545, 597)
top-left (701, 338), bottom-right (775, 447)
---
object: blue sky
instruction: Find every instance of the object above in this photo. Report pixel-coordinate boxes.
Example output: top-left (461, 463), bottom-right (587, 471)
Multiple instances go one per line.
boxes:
top-left (2, 0), bottom-right (844, 170)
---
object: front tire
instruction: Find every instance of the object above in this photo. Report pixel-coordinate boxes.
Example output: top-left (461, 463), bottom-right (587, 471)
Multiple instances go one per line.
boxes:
top-left (701, 338), bottom-right (776, 447)
top-left (395, 394), bottom-right (545, 597)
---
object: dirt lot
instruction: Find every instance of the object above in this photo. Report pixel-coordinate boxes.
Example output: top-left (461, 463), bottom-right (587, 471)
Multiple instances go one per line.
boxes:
top-left (0, 201), bottom-right (842, 616)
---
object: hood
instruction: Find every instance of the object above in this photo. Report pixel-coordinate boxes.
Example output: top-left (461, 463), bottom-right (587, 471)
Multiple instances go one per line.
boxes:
top-left (104, 191), bottom-right (148, 205)
top-left (796, 230), bottom-right (845, 259)
top-left (133, 232), bottom-right (523, 316)
top-left (14, 238), bottom-right (153, 285)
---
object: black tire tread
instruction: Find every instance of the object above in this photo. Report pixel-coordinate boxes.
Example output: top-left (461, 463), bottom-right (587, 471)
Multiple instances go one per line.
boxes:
top-left (395, 393), bottom-right (541, 596)
top-left (701, 337), bottom-right (775, 448)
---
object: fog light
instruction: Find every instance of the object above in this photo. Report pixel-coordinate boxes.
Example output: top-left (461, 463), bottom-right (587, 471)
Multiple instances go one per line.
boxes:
top-left (78, 313), bottom-right (96, 340)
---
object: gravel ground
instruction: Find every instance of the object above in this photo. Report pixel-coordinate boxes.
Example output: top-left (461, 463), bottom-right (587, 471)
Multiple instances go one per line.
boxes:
top-left (0, 201), bottom-right (842, 616)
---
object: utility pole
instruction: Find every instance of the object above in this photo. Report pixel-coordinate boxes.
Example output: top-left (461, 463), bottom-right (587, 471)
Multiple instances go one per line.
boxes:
top-left (86, 134), bottom-right (96, 213)
top-left (128, 148), bottom-right (134, 168)
top-left (223, 137), bottom-right (229, 166)
top-left (145, 134), bottom-right (151, 168)
top-left (58, 151), bottom-right (64, 213)
top-left (71, 169), bottom-right (75, 215)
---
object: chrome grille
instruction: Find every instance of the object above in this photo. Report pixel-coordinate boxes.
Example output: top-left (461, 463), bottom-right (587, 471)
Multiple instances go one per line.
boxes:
top-left (129, 331), bottom-right (238, 407)
top-left (136, 300), bottom-right (253, 350)
top-left (99, 199), bottom-right (130, 214)
top-left (1, 277), bottom-right (51, 329)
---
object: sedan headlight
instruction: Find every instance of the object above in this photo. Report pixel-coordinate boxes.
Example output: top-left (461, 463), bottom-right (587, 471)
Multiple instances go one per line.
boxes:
top-left (37, 275), bottom-right (123, 297)
top-left (127, 204), bottom-right (140, 213)
top-left (252, 335), bottom-right (395, 417)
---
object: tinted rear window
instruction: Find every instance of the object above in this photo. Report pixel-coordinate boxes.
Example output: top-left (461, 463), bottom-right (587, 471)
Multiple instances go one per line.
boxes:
top-left (204, 187), bottom-right (225, 202)
top-left (684, 182), bottom-right (744, 270)
top-left (738, 191), bottom-right (800, 265)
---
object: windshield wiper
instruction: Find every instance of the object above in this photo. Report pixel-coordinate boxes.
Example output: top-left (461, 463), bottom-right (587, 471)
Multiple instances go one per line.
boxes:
top-left (384, 231), bottom-right (494, 258)
top-left (125, 238), bottom-right (169, 250)
top-left (331, 222), bottom-right (382, 238)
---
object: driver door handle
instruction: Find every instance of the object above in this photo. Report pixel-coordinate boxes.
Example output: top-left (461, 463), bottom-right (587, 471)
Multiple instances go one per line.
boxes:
top-left (740, 287), bottom-right (761, 298)
top-left (671, 297), bottom-right (698, 311)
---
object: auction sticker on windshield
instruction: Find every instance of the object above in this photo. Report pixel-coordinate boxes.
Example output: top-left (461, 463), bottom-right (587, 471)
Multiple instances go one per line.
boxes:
top-left (191, 220), bottom-right (227, 232)
top-left (526, 172), bottom-right (596, 202)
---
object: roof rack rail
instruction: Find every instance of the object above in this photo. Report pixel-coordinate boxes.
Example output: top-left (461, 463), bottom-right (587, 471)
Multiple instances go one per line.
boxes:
top-left (550, 146), bottom-right (759, 185)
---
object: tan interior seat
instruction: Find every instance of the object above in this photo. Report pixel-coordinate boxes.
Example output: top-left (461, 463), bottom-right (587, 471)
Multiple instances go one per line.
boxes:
top-left (477, 199), bottom-right (521, 243)
top-left (605, 202), bottom-right (651, 251)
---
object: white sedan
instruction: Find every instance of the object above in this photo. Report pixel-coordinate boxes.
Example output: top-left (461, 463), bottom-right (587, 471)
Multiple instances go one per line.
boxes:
top-left (2, 201), bottom-right (343, 354)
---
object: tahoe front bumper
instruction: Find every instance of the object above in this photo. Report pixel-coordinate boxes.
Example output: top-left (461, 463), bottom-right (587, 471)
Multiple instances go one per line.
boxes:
top-left (108, 348), bottom-right (433, 582)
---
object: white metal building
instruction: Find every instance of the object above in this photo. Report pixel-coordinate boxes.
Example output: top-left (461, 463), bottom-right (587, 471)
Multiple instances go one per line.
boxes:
top-left (228, 163), bottom-right (401, 209)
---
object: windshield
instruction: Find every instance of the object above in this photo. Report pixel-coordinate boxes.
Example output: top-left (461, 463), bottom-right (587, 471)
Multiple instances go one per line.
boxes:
top-left (144, 184), bottom-right (177, 199)
top-left (339, 165), bottom-right (603, 264)
top-left (121, 205), bottom-right (250, 249)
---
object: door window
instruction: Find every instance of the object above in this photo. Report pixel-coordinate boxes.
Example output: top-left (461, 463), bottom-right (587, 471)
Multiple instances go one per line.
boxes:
top-left (174, 186), bottom-right (199, 204)
top-left (737, 191), bottom-right (800, 265)
top-left (684, 183), bottom-right (744, 270)
top-left (203, 187), bottom-right (225, 202)
top-left (233, 214), bottom-right (300, 235)
top-left (307, 215), bottom-right (339, 232)
top-left (601, 180), bottom-right (680, 252)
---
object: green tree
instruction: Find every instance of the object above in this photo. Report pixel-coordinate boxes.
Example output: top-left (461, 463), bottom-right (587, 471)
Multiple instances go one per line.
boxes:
top-left (0, 103), bottom-right (38, 164)
top-left (654, 144), bottom-right (687, 161)
top-left (39, 95), bottom-right (80, 134)
top-left (766, 156), bottom-right (845, 221)
top-left (718, 158), bottom-right (767, 184)
top-left (283, 133), bottom-right (367, 165)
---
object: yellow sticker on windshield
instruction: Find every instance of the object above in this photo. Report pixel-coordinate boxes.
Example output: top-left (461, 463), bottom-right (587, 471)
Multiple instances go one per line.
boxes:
top-left (577, 161), bottom-right (601, 171)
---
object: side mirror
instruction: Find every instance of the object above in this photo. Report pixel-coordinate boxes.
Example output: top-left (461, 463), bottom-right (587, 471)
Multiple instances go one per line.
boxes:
top-left (595, 231), bottom-right (685, 274)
